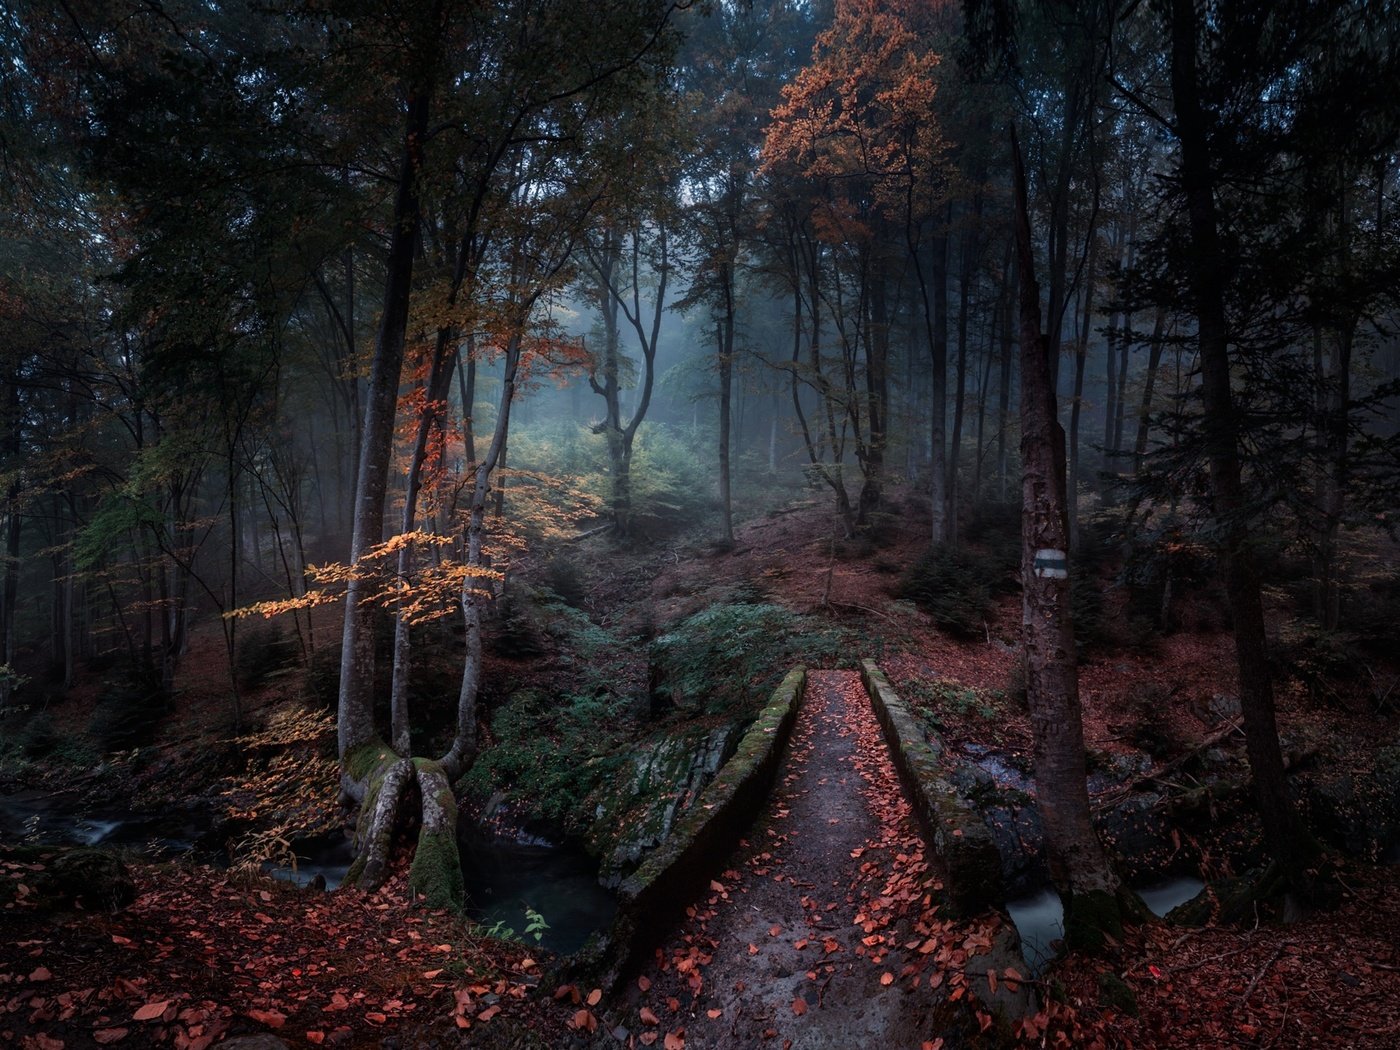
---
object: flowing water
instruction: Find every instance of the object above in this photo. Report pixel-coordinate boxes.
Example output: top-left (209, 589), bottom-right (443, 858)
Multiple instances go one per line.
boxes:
top-left (1, 788), bottom-right (616, 955)
top-left (1006, 875), bottom-right (1207, 975)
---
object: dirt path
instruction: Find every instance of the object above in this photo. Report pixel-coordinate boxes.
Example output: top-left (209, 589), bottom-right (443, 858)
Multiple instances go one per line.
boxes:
top-left (609, 669), bottom-right (996, 1050)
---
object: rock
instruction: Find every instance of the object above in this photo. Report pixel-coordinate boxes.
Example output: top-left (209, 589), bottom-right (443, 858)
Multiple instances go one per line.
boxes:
top-left (44, 848), bottom-right (136, 912)
top-left (1207, 693), bottom-right (1241, 723)
top-left (1097, 794), bottom-right (1178, 882)
top-left (966, 921), bottom-right (1039, 1023)
top-left (591, 722), bottom-right (746, 887)
top-left (1097, 972), bottom-right (1139, 1016)
top-left (1166, 873), bottom-right (1259, 927)
top-left (217, 1037), bottom-right (291, 1049)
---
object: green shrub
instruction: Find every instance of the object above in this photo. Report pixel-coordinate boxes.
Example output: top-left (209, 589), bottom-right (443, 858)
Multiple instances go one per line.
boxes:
top-left (648, 602), bottom-right (848, 715)
top-left (88, 673), bottom-right (168, 752)
top-left (19, 712), bottom-right (58, 757)
top-left (234, 622), bottom-right (299, 690)
top-left (457, 690), bottom-right (631, 836)
top-left (509, 419), bottom-right (712, 537)
top-left (897, 545), bottom-right (998, 637)
top-left (543, 556), bottom-right (589, 608)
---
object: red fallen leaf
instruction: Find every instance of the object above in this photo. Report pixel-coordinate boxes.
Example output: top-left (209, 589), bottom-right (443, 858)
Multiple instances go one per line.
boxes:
top-left (478, 1006), bottom-right (501, 1023)
top-left (306, 1034), bottom-right (325, 1046)
top-left (247, 1008), bottom-right (287, 1028)
top-left (30, 1034), bottom-right (63, 1050)
top-left (1148, 965), bottom-right (1163, 980)
top-left (709, 880), bottom-right (725, 893)
top-left (133, 1000), bottom-right (171, 1022)
top-left (93, 1029), bottom-right (129, 1044)
top-left (111, 936), bottom-right (132, 946)
top-left (768, 925), bottom-right (781, 937)
top-left (987, 970), bottom-right (998, 994)
top-left (640, 1006), bottom-right (660, 1026)
top-left (748, 944), bottom-right (759, 956)
top-left (572, 1009), bottom-right (597, 1032)
top-left (791, 997), bottom-right (807, 1016)
top-left (880, 973), bottom-right (895, 986)
top-left (638, 976), bottom-right (652, 992)
top-left (365, 1012), bottom-right (388, 1025)
top-left (664, 1032), bottom-right (685, 1050)
top-left (553, 984), bottom-right (576, 1001)
top-left (707, 1009), bottom-right (722, 1019)
top-left (586, 988), bottom-right (602, 1006)
top-left (922, 1040), bottom-right (944, 1050)
top-left (29, 966), bottom-right (53, 982)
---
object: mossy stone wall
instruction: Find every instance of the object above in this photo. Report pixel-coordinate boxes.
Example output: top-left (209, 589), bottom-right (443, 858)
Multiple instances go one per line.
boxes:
top-left (574, 667), bottom-right (806, 989)
top-left (860, 660), bottom-right (1004, 915)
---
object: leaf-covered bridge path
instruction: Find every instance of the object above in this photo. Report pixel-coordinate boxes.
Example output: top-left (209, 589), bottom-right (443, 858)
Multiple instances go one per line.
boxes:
top-left (602, 669), bottom-right (1008, 1049)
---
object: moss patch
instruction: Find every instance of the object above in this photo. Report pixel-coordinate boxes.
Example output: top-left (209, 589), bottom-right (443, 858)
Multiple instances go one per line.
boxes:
top-left (409, 828), bottom-right (466, 911)
top-left (1066, 888), bottom-right (1125, 953)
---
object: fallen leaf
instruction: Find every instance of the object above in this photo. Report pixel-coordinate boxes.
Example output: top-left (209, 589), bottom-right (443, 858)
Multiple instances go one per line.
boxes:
top-left (640, 1035), bottom-right (658, 1047)
top-left (587, 988), bottom-right (602, 1007)
top-left (421, 969), bottom-right (443, 980)
top-left (707, 1008), bottom-right (722, 1019)
top-left (638, 975), bottom-right (652, 992)
top-left (29, 967), bottom-right (53, 982)
top-left (306, 1034), bottom-right (325, 1046)
top-left (478, 1005), bottom-right (500, 1023)
top-left (133, 1001), bottom-right (170, 1022)
top-left (664, 1032), bottom-right (685, 1050)
top-left (93, 1030), bottom-right (128, 1045)
top-left (880, 972), bottom-right (895, 986)
top-left (247, 1009), bottom-right (287, 1028)
top-left (640, 1006), bottom-right (660, 1026)
top-left (364, 1012), bottom-right (387, 1025)
top-left (791, 997), bottom-right (807, 1016)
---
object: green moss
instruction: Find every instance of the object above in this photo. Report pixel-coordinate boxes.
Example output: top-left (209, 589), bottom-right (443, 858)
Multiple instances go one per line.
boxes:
top-left (1066, 889), bottom-right (1125, 953)
top-left (345, 739), bottom-right (393, 784)
top-left (409, 828), bottom-right (466, 911)
top-left (1097, 972), bottom-right (1139, 1016)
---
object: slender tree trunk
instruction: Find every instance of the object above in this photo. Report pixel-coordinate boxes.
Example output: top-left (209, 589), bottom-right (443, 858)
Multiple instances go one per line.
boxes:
top-left (1069, 241), bottom-right (1096, 549)
top-left (1132, 305), bottom-right (1168, 470)
top-left (1168, 0), bottom-right (1305, 891)
top-left (1012, 125), bottom-right (1123, 946)
top-left (930, 217), bottom-right (951, 542)
top-left (390, 339), bottom-right (458, 754)
top-left (997, 260), bottom-right (1018, 504)
top-left (338, 87), bottom-right (430, 781)
top-left (717, 271), bottom-right (736, 545)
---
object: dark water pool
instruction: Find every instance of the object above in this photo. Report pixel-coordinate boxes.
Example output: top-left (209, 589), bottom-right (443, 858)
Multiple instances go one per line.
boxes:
top-left (459, 834), bottom-right (617, 955)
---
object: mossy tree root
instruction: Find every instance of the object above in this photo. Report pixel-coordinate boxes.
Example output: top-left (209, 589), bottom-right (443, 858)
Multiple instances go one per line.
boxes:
top-left (344, 756), bottom-right (413, 891)
top-left (408, 759), bottom-right (466, 910)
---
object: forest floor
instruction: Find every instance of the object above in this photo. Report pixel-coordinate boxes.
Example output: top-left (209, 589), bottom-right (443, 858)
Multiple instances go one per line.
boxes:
top-left (2, 489), bottom-right (1399, 1047)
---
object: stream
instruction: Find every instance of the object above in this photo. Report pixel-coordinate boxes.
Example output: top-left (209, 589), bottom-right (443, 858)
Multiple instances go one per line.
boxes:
top-left (0, 789), bottom-right (616, 956)
top-left (1006, 875), bottom-right (1206, 975)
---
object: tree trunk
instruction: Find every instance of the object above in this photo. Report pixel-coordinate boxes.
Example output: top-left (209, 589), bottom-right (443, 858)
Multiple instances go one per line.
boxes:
top-left (1132, 305), bottom-right (1168, 470)
top-left (390, 337), bottom-right (458, 755)
top-left (1012, 125), bottom-right (1123, 949)
top-left (930, 218), bottom-right (951, 543)
top-left (1168, 0), bottom-right (1306, 892)
top-left (1068, 240), bottom-right (1097, 549)
top-left (338, 87), bottom-right (430, 783)
top-left (717, 280), bottom-right (736, 546)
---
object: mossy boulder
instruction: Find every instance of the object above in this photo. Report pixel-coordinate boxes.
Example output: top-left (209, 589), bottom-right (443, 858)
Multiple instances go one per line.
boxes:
top-left (588, 721), bottom-right (746, 887)
top-left (44, 848), bottom-right (137, 912)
